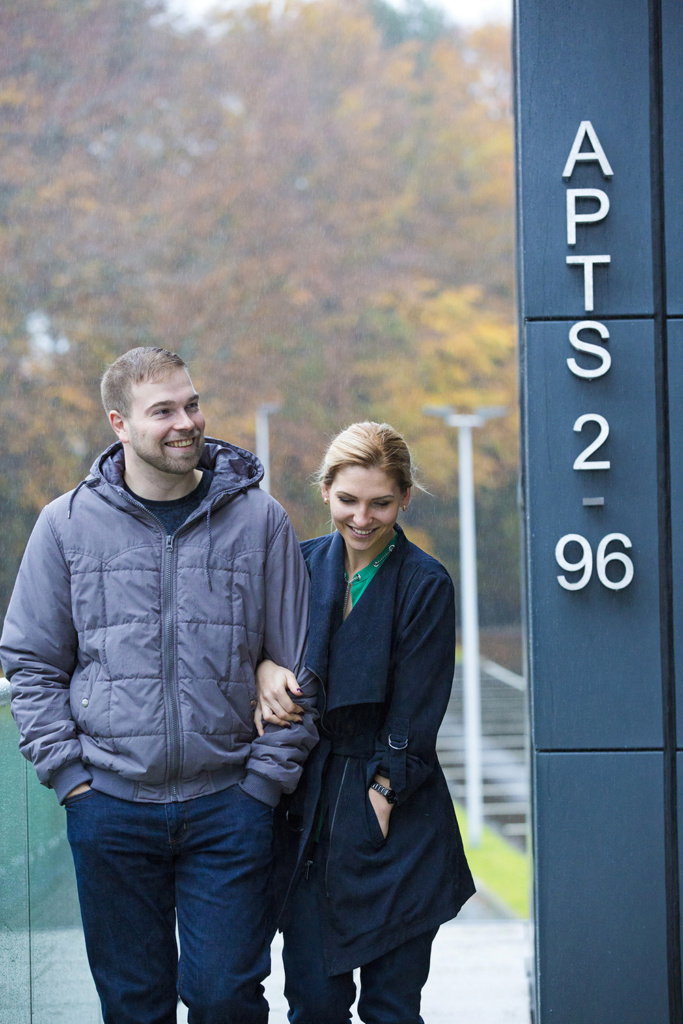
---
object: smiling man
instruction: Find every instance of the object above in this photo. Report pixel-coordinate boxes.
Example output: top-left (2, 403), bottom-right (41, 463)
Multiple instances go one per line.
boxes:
top-left (0, 347), bottom-right (318, 1024)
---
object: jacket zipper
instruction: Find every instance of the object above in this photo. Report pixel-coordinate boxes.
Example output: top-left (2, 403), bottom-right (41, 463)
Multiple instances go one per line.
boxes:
top-left (325, 756), bottom-right (350, 895)
top-left (116, 492), bottom-right (185, 800)
top-left (163, 533), bottom-right (181, 800)
top-left (113, 488), bottom-right (239, 800)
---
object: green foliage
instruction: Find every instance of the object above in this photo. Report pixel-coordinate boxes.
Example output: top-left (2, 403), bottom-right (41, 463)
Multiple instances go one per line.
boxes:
top-left (456, 802), bottom-right (531, 919)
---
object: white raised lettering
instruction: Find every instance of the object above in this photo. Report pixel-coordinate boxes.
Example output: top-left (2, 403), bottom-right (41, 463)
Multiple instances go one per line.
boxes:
top-left (573, 414), bottom-right (610, 471)
top-left (567, 321), bottom-right (611, 378)
top-left (567, 189), bottom-right (610, 245)
top-left (566, 255), bottom-right (611, 312)
top-left (562, 121), bottom-right (614, 180)
top-left (556, 534), bottom-right (593, 590)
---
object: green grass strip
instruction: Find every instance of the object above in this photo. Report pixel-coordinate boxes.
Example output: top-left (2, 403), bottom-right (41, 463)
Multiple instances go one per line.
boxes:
top-left (455, 802), bottom-right (530, 919)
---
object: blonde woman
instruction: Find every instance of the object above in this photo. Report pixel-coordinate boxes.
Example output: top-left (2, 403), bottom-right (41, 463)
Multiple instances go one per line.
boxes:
top-left (256, 422), bottom-right (474, 1024)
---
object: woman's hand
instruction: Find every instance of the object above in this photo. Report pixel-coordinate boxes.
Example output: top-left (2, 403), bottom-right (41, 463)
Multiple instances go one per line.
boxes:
top-left (368, 775), bottom-right (394, 839)
top-left (254, 659), bottom-right (304, 736)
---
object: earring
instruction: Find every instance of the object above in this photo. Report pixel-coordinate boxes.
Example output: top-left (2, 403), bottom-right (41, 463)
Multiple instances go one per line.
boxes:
top-left (324, 498), bottom-right (329, 504)
top-left (401, 505), bottom-right (407, 511)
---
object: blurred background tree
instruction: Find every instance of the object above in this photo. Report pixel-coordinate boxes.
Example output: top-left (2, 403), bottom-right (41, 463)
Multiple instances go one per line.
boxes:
top-left (0, 0), bottom-right (517, 626)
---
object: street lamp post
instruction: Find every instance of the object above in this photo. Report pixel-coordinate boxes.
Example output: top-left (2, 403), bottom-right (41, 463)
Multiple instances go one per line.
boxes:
top-left (424, 404), bottom-right (506, 847)
top-left (255, 403), bottom-right (281, 495)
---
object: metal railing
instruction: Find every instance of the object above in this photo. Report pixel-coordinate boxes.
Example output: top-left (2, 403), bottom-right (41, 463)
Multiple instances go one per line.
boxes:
top-left (438, 660), bottom-right (530, 849)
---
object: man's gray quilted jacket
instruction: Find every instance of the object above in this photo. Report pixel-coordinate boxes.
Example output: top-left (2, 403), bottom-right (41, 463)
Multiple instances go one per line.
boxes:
top-left (0, 438), bottom-right (318, 806)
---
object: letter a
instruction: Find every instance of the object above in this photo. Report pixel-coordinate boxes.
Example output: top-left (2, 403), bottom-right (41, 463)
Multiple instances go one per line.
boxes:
top-left (562, 121), bottom-right (613, 180)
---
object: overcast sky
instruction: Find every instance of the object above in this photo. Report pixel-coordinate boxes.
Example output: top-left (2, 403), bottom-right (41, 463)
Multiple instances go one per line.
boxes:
top-left (442, 0), bottom-right (510, 23)
top-left (167, 0), bottom-right (512, 28)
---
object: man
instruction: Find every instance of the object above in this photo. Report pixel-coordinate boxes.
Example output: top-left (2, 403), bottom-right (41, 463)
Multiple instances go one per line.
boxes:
top-left (0, 347), bottom-right (317, 1024)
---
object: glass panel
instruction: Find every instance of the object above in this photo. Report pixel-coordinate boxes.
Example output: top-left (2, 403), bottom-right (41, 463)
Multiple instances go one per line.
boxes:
top-left (0, 702), bottom-right (102, 1023)
top-left (0, 705), bottom-right (31, 1024)
top-left (27, 769), bottom-right (101, 1024)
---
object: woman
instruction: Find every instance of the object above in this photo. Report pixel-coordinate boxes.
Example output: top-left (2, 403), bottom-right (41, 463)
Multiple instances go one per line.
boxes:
top-left (256, 421), bottom-right (474, 1024)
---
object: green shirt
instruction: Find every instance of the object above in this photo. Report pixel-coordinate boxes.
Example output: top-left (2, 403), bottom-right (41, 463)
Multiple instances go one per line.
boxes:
top-left (344, 531), bottom-right (397, 610)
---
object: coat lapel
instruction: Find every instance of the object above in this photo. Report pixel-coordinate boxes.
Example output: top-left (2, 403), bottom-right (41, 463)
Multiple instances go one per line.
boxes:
top-left (304, 527), bottom-right (410, 709)
top-left (325, 529), bottom-right (407, 710)
top-left (304, 531), bottom-right (346, 684)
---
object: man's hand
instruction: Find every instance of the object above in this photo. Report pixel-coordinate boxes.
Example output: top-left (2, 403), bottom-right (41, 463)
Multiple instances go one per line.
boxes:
top-left (254, 659), bottom-right (304, 736)
top-left (65, 782), bottom-right (91, 800)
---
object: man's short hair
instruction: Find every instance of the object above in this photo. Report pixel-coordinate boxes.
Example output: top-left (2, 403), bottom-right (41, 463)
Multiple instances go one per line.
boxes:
top-left (101, 347), bottom-right (188, 419)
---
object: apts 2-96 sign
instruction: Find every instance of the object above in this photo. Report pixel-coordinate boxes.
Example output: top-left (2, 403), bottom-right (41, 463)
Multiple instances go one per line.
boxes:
top-left (556, 122), bottom-right (632, 595)
top-left (523, 120), bottom-right (662, 751)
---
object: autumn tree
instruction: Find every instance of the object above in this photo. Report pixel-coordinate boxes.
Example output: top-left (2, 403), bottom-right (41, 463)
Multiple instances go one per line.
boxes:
top-left (0, 0), bottom-right (518, 623)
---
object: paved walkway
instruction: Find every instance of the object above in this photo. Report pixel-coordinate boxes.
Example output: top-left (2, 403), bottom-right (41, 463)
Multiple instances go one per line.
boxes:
top-left (37, 911), bottom-right (531, 1023)
top-left (177, 912), bottom-right (533, 1024)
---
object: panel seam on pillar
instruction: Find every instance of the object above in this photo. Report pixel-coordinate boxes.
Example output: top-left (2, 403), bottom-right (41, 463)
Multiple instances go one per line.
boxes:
top-left (649, 0), bottom-right (682, 1017)
top-left (523, 314), bottom-right (656, 324)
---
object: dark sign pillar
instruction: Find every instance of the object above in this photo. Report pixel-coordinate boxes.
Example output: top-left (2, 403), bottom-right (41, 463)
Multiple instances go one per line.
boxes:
top-left (515, 2), bottom-right (681, 1020)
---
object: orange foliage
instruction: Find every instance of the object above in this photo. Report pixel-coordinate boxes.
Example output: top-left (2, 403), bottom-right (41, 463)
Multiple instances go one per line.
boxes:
top-left (0, 0), bottom-right (518, 619)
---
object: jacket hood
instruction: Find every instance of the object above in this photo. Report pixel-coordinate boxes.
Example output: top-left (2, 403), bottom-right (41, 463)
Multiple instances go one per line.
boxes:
top-left (67, 437), bottom-right (263, 526)
top-left (90, 436), bottom-right (263, 492)
top-left (72, 435), bottom-right (257, 499)
top-left (66, 438), bottom-right (265, 590)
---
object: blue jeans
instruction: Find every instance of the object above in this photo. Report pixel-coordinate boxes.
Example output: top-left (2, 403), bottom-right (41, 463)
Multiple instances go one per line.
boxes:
top-left (66, 785), bottom-right (274, 1024)
top-left (282, 855), bottom-right (438, 1024)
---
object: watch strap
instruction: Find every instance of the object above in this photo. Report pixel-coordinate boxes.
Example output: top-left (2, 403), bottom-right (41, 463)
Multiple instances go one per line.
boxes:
top-left (370, 781), bottom-right (397, 804)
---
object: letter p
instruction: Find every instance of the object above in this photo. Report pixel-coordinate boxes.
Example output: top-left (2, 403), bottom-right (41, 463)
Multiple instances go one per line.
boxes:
top-left (566, 189), bottom-right (610, 246)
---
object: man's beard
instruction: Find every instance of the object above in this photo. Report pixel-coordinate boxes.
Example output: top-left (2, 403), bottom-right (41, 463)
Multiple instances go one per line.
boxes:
top-left (128, 428), bottom-right (205, 477)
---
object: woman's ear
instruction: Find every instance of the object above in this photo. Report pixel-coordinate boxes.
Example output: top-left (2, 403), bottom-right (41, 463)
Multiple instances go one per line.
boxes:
top-left (321, 483), bottom-right (330, 505)
top-left (401, 486), bottom-right (412, 512)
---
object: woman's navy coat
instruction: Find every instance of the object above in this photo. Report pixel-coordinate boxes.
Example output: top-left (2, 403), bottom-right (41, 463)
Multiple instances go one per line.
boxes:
top-left (275, 525), bottom-right (475, 976)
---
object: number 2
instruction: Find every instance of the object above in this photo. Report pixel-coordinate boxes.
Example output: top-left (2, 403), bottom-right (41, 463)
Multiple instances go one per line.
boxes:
top-left (573, 414), bottom-right (610, 470)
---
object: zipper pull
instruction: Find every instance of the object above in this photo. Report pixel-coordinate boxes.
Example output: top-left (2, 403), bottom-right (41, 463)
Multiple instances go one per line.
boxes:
top-left (166, 534), bottom-right (173, 552)
top-left (304, 859), bottom-right (313, 880)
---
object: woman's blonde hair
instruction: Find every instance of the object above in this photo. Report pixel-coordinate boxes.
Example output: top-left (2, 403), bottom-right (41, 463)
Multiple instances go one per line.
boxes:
top-left (318, 421), bottom-right (415, 493)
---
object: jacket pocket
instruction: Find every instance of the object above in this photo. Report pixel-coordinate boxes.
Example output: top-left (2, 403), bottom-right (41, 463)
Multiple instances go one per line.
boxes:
top-left (219, 660), bottom-right (258, 735)
top-left (70, 664), bottom-right (97, 732)
top-left (365, 788), bottom-right (388, 848)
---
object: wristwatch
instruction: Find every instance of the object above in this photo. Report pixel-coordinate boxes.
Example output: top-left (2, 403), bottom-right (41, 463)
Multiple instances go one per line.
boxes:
top-left (370, 781), bottom-right (397, 804)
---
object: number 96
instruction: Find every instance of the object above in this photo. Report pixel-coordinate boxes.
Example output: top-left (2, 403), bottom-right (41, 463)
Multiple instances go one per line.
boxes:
top-left (555, 533), bottom-right (634, 591)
